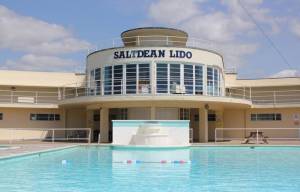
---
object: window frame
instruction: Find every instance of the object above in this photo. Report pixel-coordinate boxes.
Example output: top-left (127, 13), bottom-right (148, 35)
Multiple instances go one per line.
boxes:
top-left (251, 113), bottom-right (282, 121)
top-left (30, 114), bottom-right (61, 121)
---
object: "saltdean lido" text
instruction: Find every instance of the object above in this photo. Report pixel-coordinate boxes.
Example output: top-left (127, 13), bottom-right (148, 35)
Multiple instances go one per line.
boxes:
top-left (114, 49), bottom-right (192, 59)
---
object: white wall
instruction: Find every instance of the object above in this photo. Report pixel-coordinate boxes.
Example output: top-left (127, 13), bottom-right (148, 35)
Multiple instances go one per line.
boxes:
top-left (112, 120), bottom-right (190, 146)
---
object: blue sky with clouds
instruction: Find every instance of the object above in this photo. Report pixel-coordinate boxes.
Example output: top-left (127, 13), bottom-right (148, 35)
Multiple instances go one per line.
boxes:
top-left (0, 0), bottom-right (300, 78)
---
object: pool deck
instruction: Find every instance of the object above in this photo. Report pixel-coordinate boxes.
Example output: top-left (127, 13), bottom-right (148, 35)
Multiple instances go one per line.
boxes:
top-left (2, 140), bottom-right (300, 159)
top-left (0, 142), bottom-right (80, 160)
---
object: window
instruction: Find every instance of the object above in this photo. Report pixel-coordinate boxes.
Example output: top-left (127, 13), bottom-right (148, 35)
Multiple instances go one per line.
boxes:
top-left (251, 113), bottom-right (282, 121)
top-left (104, 66), bottom-right (112, 95)
top-left (30, 114), bottom-right (60, 121)
top-left (94, 68), bottom-right (101, 95)
top-left (207, 67), bottom-right (214, 96)
top-left (184, 65), bottom-right (194, 94)
top-left (208, 114), bottom-right (216, 121)
top-left (93, 114), bottom-right (100, 121)
top-left (156, 63), bottom-right (168, 93)
top-left (195, 65), bottom-right (203, 95)
top-left (169, 64), bottom-right (181, 93)
top-left (113, 65), bottom-right (123, 94)
top-left (214, 68), bottom-right (219, 96)
top-left (126, 64), bottom-right (137, 94)
top-left (179, 108), bottom-right (190, 120)
top-left (207, 67), bottom-right (221, 96)
top-left (0, 113), bottom-right (2, 120)
top-left (138, 64), bottom-right (150, 94)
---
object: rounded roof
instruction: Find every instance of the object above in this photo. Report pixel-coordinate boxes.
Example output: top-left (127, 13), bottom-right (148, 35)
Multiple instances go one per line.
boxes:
top-left (121, 27), bottom-right (188, 38)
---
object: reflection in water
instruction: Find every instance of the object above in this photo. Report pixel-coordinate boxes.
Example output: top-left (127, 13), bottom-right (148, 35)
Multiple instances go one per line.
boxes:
top-left (112, 147), bottom-right (191, 162)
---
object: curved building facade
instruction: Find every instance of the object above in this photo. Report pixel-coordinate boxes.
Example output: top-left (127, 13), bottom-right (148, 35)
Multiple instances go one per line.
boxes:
top-left (60, 27), bottom-right (251, 143)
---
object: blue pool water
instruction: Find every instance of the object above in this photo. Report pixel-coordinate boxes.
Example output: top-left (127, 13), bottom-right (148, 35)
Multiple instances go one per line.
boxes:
top-left (1, 146), bottom-right (300, 192)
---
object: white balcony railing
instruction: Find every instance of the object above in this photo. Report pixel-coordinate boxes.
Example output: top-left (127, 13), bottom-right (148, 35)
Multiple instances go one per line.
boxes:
top-left (0, 83), bottom-right (299, 106)
top-left (0, 90), bottom-right (60, 105)
top-left (61, 80), bottom-right (300, 106)
top-left (225, 87), bottom-right (300, 105)
top-left (87, 35), bottom-right (218, 54)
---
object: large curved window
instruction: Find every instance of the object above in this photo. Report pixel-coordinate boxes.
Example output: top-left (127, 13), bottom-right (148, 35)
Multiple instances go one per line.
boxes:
top-left (89, 63), bottom-right (222, 97)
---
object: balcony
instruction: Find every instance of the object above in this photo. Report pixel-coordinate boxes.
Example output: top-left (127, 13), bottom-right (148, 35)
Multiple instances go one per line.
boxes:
top-left (0, 90), bottom-right (60, 107)
top-left (87, 35), bottom-right (218, 54)
top-left (60, 81), bottom-right (300, 107)
top-left (0, 85), bottom-right (299, 108)
top-left (226, 87), bottom-right (300, 107)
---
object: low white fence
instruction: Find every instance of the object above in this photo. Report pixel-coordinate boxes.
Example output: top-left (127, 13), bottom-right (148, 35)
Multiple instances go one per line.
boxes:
top-left (0, 128), bottom-right (91, 144)
top-left (215, 128), bottom-right (300, 144)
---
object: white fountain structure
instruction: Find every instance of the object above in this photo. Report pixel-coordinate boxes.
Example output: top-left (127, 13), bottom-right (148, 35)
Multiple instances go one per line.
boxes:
top-left (112, 120), bottom-right (190, 147)
top-left (131, 123), bottom-right (169, 145)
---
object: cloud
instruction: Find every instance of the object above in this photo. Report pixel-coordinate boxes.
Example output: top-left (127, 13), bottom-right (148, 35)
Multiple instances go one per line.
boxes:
top-left (269, 69), bottom-right (300, 78)
top-left (147, 0), bottom-right (279, 68)
top-left (0, 5), bottom-right (91, 55)
top-left (148, 0), bottom-right (199, 25)
top-left (290, 19), bottom-right (300, 37)
top-left (1, 54), bottom-right (82, 72)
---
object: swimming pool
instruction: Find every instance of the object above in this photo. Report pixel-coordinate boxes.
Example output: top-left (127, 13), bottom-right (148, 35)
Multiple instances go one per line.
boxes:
top-left (1, 146), bottom-right (300, 192)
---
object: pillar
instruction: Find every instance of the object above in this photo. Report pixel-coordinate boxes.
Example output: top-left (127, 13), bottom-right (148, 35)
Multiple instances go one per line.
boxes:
top-left (86, 110), bottom-right (93, 141)
top-left (215, 110), bottom-right (224, 141)
top-left (100, 107), bottom-right (109, 143)
top-left (199, 108), bottom-right (208, 142)
top-left (150, 106), bottom-right (156, 120)
top-left (63, 108), bottom-right (67, 128)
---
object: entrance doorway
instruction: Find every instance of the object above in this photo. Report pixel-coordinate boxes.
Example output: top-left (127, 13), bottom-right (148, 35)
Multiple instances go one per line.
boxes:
top-left (179, 108), bottom-right (199, 143)
top-left (92, 110), bottom-right (100, 142)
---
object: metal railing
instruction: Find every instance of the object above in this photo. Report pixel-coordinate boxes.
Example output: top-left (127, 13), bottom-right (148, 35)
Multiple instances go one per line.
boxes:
top-left (0, 84), bottom-right (299, 106)
top-left (189, 128), bottom-right (193, 143)
top-left (62, 80), bottom-right (300, 106)
top-left (0, 90), bottom-right (60, 105)
top-left (87, 35), bottom-right (218, 54)
top-left (0, 128), bottom-right (91, 144)
top-left (226, 87), bottom-right (300, 105)
top-left (215, 128), bottom-right (300, 144)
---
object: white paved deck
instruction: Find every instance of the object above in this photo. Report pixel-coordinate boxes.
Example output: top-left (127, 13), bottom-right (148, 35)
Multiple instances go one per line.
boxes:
top-left (0, 142), bottom-right (80, 159)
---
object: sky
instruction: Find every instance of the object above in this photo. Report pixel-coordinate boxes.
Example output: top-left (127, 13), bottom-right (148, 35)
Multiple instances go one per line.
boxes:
top-left (0, 0), bottom-right (300, 79)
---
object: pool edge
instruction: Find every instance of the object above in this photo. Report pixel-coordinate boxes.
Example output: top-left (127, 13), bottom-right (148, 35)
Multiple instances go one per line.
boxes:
top-left (0, 144), bottom-right (81, 161)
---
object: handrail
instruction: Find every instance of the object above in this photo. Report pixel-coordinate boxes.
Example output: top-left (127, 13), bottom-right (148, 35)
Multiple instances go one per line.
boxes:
top-left (215, 128), bottom-right (300, 144)
top-left (60, 79), bottom-right (300, 105)
top-left (0, 127), bottom-right (92, 144)
top-left (0, 79), bottom-right (299, 106)
top-left (87, 35), bottom-right (217, 54)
